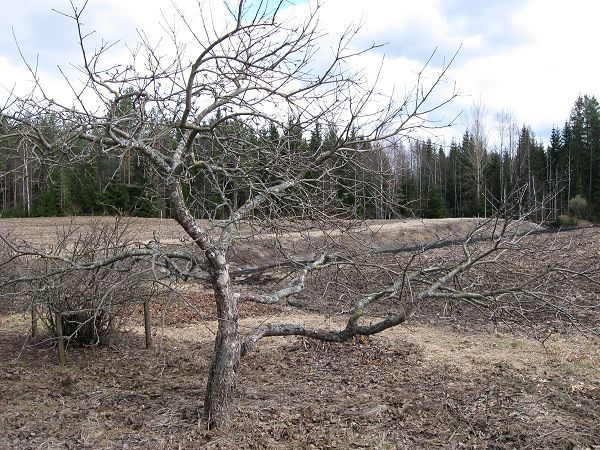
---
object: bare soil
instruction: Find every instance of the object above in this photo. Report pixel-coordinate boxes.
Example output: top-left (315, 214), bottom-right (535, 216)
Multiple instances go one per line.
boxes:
top-left (0, 215), bottom-right (522, 256)
top-left (1, 217), bottom-right (599, 449)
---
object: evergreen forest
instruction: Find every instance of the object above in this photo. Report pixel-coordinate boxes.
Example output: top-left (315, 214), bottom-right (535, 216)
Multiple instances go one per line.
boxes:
top-left (1, 95), bottom-right (598, 223)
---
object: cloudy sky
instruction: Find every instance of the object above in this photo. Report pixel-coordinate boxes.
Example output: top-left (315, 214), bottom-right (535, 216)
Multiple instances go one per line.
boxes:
top-left (1, 0), bottom-right (598, 146)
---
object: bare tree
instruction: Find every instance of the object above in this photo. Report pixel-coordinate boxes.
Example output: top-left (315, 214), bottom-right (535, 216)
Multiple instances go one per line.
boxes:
top-left (466, 98), bottom-right (488, 216)
top-left (1, 1), bottom-right (597, 429)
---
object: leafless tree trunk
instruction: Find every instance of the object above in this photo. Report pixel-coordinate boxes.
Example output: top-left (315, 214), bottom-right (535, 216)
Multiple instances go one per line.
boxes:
top-left (467, 99), bottom-right (488, 216)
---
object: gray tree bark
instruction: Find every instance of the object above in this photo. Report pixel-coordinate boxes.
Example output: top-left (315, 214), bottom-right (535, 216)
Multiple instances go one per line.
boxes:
top-left (167, 176), bottom-right (242, 426)
top-left (203, 254), bottom-right (241, 428)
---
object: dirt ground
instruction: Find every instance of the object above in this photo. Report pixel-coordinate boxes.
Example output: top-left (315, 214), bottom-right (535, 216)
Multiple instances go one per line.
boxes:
top-left (0, 215), bottom-right (520, 252)
top-left (1, 307), bottom-right (598, 449)
top-left (1, 218), bottom-right (599, 449)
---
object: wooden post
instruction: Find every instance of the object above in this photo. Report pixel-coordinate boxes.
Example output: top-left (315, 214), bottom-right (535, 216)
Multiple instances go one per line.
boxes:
top-left (31, 305), bottom-right (37, 338)
top-left (55, 312), bottom-right (66, 366)
top-left (143, 301), bottom-right (152, 349)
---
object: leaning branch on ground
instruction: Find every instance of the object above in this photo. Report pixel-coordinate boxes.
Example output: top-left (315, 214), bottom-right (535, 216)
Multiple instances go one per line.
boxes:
top-left (240, 215), bottom-right (600, 354)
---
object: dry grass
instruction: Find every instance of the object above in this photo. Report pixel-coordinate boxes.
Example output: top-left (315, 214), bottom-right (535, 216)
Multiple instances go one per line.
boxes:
top-left (1, 217), bottom-right (598, 449)
top-left (1, 308), bottom-right (598, 449)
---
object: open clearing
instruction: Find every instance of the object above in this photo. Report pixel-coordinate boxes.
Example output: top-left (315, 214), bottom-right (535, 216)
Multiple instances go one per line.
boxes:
top-left (0, 217), bottom-right (598, 449)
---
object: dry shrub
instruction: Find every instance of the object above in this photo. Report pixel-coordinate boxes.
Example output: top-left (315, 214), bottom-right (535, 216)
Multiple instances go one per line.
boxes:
top-left (24, 218), bottom-right (156, 346)
top-left (568, 194), bottom-right (588, 219)
top-left (554, 214), bottom-right (578, 227)
top-left (34, 269), bottom-right (149, 346)
top-left (0, 230), bottom-right (29, 314)
top-left (0, 238), bottom-right (16, 286)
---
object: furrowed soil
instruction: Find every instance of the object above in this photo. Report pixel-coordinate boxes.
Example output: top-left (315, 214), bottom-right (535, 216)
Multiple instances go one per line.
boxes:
top-left (0, 217), bottom-right (598, 449)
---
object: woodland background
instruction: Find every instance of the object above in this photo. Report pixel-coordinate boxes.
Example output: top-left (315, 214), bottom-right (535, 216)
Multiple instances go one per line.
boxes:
top-left (2, 95), bottom-right (598, 222)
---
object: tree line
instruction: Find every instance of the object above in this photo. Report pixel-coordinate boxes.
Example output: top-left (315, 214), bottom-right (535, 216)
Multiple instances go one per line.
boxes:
top-left (1, 95), bottom-right (598, 222)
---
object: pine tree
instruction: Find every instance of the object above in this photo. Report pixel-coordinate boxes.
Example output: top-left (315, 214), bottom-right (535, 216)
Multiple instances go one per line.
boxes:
top-left (424, 186), bottom-right (445, 218)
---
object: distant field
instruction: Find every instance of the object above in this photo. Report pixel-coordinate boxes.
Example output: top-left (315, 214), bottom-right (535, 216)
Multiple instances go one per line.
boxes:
top-left (0, 216), bottom-right (190, 246)
top-left (0, 215), bottom-right (535, 257)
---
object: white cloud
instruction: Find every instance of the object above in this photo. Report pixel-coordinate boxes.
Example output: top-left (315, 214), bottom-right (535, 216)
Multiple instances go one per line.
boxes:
top-left (1, 0), bottom-right (598, 145)
top-left (0, 55), bottom-right (33, 100)
top-left (304, 0), bottom-right (600, 144)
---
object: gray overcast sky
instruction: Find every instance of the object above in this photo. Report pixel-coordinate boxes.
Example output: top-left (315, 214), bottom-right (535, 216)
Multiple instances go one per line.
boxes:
top-left (1, 0), bottom-right (599, 147)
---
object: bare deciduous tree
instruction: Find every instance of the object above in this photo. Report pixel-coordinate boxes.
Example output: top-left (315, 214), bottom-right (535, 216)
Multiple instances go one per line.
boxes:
top-left (1, 1), bottom-right (598, 429)
top-left (465, 98), bottom-right (488, 216)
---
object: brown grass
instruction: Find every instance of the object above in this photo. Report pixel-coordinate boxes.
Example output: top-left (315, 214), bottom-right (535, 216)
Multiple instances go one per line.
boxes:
top-left (1, 217), bottom-right (598, 449)
top-left (1, 308), bottom-right (598, 449)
